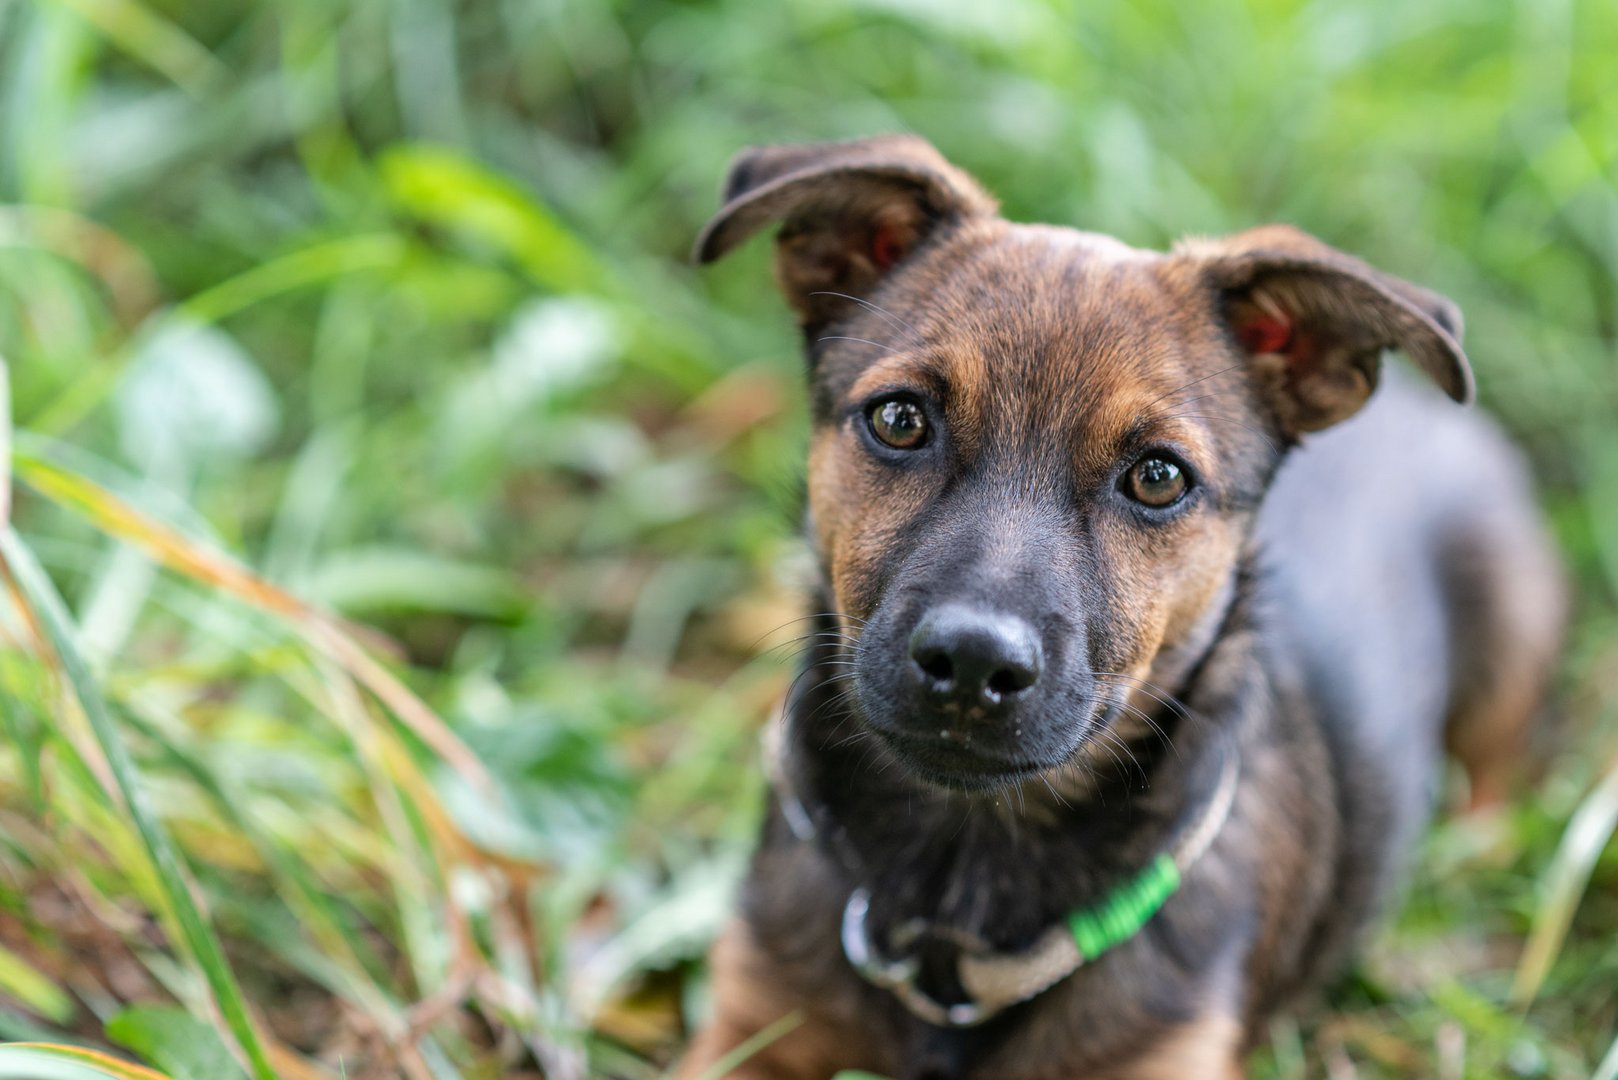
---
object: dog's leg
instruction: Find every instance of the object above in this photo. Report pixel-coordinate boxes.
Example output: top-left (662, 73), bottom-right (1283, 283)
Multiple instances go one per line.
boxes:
top-left (1106, 1013), bottom-right (1246, 1080)
top-left (1440, 511), bottom-right (1566, 810)
top-left (677, 919), bottom-right (874, 1080)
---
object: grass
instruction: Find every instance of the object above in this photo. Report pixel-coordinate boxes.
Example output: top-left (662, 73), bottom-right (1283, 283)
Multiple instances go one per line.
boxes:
top-left (0, 0), bottom-right (1616, 1076)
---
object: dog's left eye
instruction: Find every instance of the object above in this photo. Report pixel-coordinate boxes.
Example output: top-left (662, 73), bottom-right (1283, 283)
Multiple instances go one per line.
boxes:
top-left (867, 397), bottom-right (930, 450)
top-left (1123, 456), bottom-right (1189, 508)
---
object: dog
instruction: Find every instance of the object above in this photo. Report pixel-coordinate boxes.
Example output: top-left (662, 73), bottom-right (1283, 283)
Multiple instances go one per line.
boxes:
top-left (678, 135), bottom-right (1565, 1080)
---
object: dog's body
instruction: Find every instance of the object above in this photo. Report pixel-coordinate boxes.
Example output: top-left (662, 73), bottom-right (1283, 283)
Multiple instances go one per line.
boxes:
top-left (681, 137), bottom-right (1564, 1079)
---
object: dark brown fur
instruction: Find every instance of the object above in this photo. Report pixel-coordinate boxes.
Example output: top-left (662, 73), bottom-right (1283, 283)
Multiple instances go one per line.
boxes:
top-left (681, 136), bottom-right (1565, 1079)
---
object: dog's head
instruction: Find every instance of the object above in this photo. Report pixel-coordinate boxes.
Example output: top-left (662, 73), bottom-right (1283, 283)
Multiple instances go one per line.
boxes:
top-left (698, 135), bottom-right (1470, 790)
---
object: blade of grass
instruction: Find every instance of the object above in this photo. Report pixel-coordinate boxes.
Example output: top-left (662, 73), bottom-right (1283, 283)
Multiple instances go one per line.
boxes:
top-left (116, 698), bottom-right (402, 1012)
top-left (0, 941), bottom-right (76, 1023)
top-left (679, 1011), bottom-right (801, 1080)
top-left (11, 450), bottom-right (495, 795)
top-left (0, 1043), bottom-right (176, 1080)
top-left (175, 235), bottom-right (404, 327)
top-left (1511, 752), bottom-right (1618, 1007)
top-left (30, 235), bottom-right (404, 437)
top-left (1594, 1027), bottom-right (1618, 1080)
top-left (0, 528), bottom-right (277, 1080)
top-left (0, 206), bottom-right (161, 327)
top-left (43, 0), bottom-right (227, 97)
top-left (2, 356), bottom-right (10, 527)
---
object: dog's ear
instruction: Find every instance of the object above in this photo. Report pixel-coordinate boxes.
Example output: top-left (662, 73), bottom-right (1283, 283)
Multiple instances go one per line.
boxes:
top-left (1178, 225), bottom-right (1472, 434)
top-left (694, 135), bottom-right (997, 333)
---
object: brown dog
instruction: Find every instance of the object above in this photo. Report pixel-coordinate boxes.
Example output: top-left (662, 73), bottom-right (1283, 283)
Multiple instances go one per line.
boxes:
top-left (680, 135), bottom-right (1564, 1080)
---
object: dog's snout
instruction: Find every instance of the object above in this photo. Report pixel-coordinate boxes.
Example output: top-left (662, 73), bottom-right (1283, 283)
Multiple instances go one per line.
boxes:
top-left (908, 605), bottom-right (1042, 710)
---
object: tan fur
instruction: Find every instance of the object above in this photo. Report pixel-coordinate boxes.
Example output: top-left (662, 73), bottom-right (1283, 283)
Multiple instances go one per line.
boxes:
top-left (1440, 481), bottom-right (1568, 808)
top-left (678, 921), bottom-right (883, 1080)
top-left (1105, 1014), bottom-right (1245, 1080)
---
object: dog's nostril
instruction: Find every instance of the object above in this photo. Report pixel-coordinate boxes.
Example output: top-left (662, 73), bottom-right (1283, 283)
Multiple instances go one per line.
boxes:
top-left (915, 649), bottom-right (954, 684)
top-left (987, 664), bottom-right (1037, 698)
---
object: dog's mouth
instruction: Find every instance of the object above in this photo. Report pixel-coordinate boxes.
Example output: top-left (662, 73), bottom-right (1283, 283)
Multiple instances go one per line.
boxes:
top-left (865, 701), bottom-right (1122, 792)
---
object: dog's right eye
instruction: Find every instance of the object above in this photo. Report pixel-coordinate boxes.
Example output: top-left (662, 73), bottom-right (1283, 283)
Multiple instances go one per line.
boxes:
top-left (1123, 455), bottom-right (1190, 508)
top-left (867, 397), bottom-right (930, 450)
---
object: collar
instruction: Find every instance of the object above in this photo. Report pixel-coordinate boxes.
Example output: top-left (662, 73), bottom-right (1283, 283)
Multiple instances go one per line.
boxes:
top-left (765, 716), bottom-right (1241, 1028)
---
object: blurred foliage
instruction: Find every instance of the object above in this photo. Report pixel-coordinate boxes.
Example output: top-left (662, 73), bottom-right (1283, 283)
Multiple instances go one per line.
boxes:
top-left (0, 0), bottom-right (1616, 1077)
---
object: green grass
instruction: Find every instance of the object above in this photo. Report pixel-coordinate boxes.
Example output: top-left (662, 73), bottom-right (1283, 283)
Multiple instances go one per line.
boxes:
top-left (0, 0), bottom-right (1616, 1077)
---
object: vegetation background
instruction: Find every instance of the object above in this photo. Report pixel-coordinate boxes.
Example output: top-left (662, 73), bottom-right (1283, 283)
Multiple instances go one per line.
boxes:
top-left (0, 0), bottom-right (1616, 1077)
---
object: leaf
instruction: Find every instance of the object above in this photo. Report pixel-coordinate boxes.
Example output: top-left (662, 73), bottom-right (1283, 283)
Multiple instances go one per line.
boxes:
top-left (106, 1006), bottom-right (249, 1080)
top-left (116, 318), bottom-right (280, 470)
top-left (571, 854), bottom-right (742, 1020)
top-left (441, 713), bottom-right (629, 863)
top-left (438, 296), bottom-right (623, 467)
top-left (379, 144), bottom-right (606, 294)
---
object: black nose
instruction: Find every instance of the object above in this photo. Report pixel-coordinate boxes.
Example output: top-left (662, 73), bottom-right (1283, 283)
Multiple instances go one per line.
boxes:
top-left (908, 605), bottom-right (1042, 710)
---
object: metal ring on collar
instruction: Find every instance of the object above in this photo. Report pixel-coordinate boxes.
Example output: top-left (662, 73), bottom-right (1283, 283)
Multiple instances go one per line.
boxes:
top-left (840, 888), bottom-right (994, 1028)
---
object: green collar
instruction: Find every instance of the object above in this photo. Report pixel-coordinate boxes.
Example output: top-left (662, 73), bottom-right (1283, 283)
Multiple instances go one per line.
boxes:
top-left (835, 746), bottom-right (1241, 1028)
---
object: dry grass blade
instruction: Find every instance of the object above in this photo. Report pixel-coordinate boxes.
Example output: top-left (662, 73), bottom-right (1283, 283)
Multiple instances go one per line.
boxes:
top-left (679, 1011), bottom-right (802, 1080)
top-left (0, 207), bottom-right (161, 327)
top-left (0, 527), bottom-right (278, 1080)
top-left (0, 1043), bottom-right (177, 1080)
top-left (1511, 753), bottom-right (1618, 1008)
top-left (11, 451), bottom-right (496, 796)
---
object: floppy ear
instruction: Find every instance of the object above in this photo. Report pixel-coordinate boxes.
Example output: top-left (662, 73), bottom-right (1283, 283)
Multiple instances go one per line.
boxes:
top-left (694, 135), bottom-right (997, 334)
top-left (1178, 225), bottom-right (1472, 435)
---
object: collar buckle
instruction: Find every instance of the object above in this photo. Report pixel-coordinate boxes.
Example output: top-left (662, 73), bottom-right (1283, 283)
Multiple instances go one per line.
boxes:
top-left (841, 888), bottom-right (995, 1028)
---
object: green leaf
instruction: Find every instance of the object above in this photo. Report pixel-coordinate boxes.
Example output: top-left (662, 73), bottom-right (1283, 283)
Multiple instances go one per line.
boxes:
top-left (106, 1006), bottom-right (248, 1080)
top-left (0, 943), bottom-right (74, 1023)
top-left (379, 144), bottom-right (606, 295)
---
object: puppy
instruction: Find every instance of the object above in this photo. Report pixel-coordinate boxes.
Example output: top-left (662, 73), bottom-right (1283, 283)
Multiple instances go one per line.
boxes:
top-left (679, 135), bottom-right (1564, 1080)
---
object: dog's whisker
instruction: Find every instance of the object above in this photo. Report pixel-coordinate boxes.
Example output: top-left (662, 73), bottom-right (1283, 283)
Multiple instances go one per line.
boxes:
top-left (1037, 771), bottom-right (1072, 811)
top-left (761, 632), bottom-right (859, 663)
top-left (816, 335), bottom-right (901, 355)
top-left (1110, 699), bottom-right (1180, 762)
top-left (1158, 388), bottom-right (1251, 412)
top-left (749, 612), bottom-right (867, 654)
top-left (829, 727), bottom-right (873, 751)
top-left (1140, 361), bottom-right (1248, 413)
top-left (1158, 412), bottom-right (1281, 456)
top-left (1094, 671), bottom-right (1196, 722)
top-left (1094, 676), bottom-right (1183, 732)
top-left (807, 290), bottom-right (926, 346)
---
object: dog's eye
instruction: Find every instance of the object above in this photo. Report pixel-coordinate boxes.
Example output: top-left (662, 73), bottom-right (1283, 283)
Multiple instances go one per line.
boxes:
top-left (1124, 456), bottom-right (1188, 507)
top-left (867, 397), bottom-right (929, 450)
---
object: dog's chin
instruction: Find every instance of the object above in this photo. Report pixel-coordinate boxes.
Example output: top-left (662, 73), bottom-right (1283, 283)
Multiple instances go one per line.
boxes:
top-left (868, 726), bottom-right (1079, 793)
